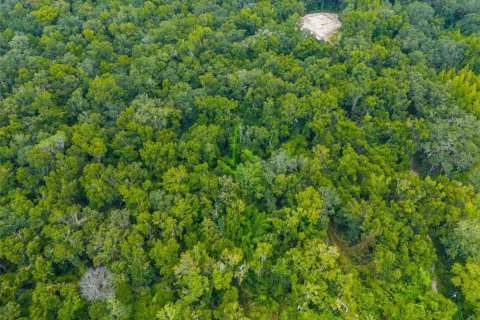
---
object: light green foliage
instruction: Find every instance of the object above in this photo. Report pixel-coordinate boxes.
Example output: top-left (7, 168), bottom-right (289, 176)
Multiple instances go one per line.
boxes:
top-left (453, 261), bottom-right (480, 315)
top-left (0, 0), bottom-right (480, 319)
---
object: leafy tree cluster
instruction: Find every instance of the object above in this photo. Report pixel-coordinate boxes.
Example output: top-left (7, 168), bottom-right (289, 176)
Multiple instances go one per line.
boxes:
top-left (0, 0), bottom-right (480, 319)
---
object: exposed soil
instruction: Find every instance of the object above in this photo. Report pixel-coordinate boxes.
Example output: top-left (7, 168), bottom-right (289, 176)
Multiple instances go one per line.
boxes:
top-left (301, 13), bottom-right (341, 42)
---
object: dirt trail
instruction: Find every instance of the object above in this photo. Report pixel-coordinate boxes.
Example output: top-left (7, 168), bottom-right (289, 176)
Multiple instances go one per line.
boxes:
top-left (431, 265), bottom-right (439, 293)
top-left (301, 13), bottom-right (341, 42)
top-left (410, 156), bottom-right (420, 175)
top-left (431, 279), bottom-right (438, 293)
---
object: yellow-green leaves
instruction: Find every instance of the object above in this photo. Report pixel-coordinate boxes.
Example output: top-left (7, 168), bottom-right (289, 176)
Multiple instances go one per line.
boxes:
top-left (32, 5), bottom-right (59, 24)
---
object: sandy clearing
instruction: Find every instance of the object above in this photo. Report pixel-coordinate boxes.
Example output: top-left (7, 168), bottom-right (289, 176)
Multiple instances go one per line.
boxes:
top-left (301, 13), bottom-right (341, 42)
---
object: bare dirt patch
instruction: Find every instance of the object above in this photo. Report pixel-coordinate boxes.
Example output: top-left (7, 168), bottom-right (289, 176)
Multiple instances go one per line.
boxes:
top-left (301, 13), bottom-right (341, 42)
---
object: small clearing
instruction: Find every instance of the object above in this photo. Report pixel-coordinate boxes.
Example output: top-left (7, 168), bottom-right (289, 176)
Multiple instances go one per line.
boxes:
top-left (301, 13), bottom-right (341, 42)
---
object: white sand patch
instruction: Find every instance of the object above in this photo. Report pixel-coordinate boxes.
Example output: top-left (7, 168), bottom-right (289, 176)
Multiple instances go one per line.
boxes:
top-left (301, 13), bottom-right (341, 42)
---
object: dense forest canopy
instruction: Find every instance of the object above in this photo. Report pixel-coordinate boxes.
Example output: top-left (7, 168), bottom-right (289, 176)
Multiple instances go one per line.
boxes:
top-left (1, 0), bottom-right (480, 319)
